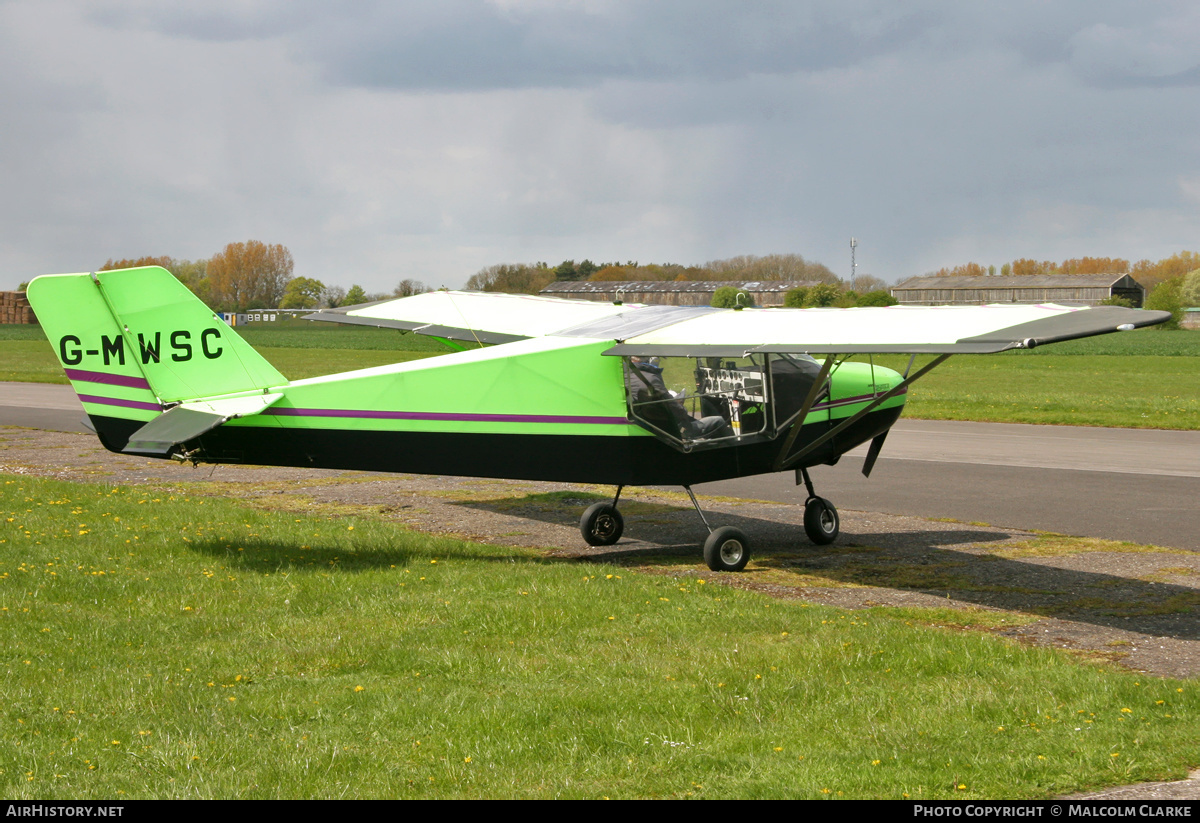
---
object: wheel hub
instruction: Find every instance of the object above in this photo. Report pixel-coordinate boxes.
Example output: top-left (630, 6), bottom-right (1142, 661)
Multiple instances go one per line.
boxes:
top-left (719, 540), bottom-right (744, 564)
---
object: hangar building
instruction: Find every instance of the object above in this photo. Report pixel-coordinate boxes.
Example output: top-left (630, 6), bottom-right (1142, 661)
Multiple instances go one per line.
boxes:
top-left (890, 274), bottom-right (1146, 307)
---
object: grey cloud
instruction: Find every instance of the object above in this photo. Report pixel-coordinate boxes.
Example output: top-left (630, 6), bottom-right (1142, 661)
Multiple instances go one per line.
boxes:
top-left (84, 0), bottom-right (942, 91)
top-left (302, 1), bottom-right (941, 91)
top-left (84, 0), bottom-right (309, 42)
top-left (1068, 14), bottom-right (1200, 87)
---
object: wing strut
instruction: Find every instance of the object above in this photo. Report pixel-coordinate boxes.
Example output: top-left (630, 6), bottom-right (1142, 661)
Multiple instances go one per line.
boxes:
top-left (774, 354), bottom-right (951, 472)
top-left (770, 355), bottom-right (837, 471)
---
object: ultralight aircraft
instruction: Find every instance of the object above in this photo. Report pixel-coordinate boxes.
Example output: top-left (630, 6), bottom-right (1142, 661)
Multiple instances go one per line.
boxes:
top-left (26, 266), bottom-right (1169, 571)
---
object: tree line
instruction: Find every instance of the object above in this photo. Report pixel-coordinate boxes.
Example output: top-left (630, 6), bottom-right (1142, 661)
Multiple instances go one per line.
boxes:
top-left (96, 242), bottom-right (430, 313)
top-left (465, 254), bottom-right (889, 295)
top-left (49, 244), bottom-right (1199, 327)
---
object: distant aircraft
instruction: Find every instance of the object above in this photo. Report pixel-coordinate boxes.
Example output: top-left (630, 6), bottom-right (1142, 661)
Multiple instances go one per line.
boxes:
top-left (27, 267), bottom-right (1168, 571)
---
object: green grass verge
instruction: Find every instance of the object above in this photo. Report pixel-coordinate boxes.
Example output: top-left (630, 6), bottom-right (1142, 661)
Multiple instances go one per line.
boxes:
top-left (873, 354), bottom-right (1200, 429)
top-left (2, 473), bottom-right (1197, 799)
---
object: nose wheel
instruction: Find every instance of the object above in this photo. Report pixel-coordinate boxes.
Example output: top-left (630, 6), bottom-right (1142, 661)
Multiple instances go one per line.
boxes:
top-left (803, 496), bottom-right (839, 545)
top-left (798, 467), bottom-right (840, 545)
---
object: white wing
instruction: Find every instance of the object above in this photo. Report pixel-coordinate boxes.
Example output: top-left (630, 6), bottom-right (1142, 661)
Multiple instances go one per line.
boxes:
top-left (604, 303), bottom-right (1170, 356)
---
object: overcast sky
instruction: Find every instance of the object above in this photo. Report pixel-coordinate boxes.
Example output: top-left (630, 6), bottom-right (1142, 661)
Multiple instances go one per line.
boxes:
top-left (2, 0), bottom-right (1197, 291)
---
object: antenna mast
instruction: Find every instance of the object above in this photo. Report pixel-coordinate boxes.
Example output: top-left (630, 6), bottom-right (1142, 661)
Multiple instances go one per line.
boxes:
top-left (850, 237), bottom-right (858, 291)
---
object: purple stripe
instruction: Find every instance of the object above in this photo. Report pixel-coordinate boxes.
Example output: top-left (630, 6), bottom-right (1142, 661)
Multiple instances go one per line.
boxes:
top-left (77, 394), bottom-right (163, 412)
top-left (264, 407), bottom-right (628, 426)
top-left (813, 387), bottom-right (908, 411)
top-left (65, 369), bottom-right (152, 390)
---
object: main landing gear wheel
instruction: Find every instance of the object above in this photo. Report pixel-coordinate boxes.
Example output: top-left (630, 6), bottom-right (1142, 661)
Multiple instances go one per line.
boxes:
top-left (803, 497), bottom-right (839, 545)
top-left (580, 502), bottom-right (624, 546)
top-left (703, 526), bottom-right (751, 572)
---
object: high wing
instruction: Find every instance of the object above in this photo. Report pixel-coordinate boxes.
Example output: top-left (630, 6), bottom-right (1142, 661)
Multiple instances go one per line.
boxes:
top-left (305, 291), bottom-right (708, 345)
top-left (604, 303), bottom-right (1171, 356)
top-left (311, 293), bottom-right (1168, 354)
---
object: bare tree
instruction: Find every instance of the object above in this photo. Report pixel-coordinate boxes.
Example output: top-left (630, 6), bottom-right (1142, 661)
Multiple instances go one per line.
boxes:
top-left (394, 278), bottom-right (430, 297)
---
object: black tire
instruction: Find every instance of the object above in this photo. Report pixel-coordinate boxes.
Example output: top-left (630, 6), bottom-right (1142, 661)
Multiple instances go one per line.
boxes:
top-left (803, 497), bottom-right (839, 545)
top-left (580, 503), bottom-right (624, 546)
top-left (703, 526), bottom-right (750, 572)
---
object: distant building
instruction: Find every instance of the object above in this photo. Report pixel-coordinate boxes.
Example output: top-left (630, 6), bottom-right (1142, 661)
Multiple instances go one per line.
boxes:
top-left (220, 308), bottom-right (311, 326)
top-left (539, 280), bottom-right (821, 307)
top-left (890, 274), bottom-right (1145, 307)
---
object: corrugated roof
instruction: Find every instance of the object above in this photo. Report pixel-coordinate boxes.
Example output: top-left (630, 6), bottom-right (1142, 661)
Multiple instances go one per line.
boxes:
top-left (893, 274), bottom-right (1140, 290)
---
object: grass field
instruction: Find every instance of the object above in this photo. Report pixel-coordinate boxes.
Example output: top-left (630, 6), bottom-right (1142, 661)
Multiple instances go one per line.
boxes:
top-left (3, 472), bottom-right (1197, 799)
top-left (2, 324), bottom-right (1197, 429)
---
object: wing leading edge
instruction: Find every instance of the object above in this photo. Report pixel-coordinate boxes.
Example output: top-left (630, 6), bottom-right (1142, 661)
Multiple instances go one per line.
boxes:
top-left (308, 291), bottom-right (1169, 355)
top-left (603, 303), bottom-right (1171, 357)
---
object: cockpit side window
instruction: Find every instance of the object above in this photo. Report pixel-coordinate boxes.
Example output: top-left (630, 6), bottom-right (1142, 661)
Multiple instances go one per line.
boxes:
top-left (624, 355), bottom-right (772, 450)
top-left (622, 353), bottom-right (829, 451)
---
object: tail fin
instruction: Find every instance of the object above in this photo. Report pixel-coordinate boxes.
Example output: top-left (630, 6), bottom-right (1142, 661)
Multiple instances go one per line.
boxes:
top-left (27, 266), bottom-right (287, 450)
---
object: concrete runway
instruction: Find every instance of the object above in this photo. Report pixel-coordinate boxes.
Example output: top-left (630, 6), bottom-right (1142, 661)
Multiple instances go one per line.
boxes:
top-left (3, 381), bottom-right (1198, 550)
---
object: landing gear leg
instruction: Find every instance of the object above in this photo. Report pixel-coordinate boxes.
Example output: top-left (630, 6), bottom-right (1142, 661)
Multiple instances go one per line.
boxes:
top-left (797, 467), bottom-right (839, 545)
top-left (685, 485), bottom-right (750, 572)
top-left (580, 485), bottom-right (624, 546)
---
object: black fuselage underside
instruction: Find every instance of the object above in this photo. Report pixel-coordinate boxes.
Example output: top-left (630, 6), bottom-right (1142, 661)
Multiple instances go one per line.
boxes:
top-left (90, 407), bottom-right (901, 487)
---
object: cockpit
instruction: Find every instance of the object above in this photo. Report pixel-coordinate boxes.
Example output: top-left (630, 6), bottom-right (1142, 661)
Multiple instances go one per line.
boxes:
top-left (622, 353), bottom-right (828, 451)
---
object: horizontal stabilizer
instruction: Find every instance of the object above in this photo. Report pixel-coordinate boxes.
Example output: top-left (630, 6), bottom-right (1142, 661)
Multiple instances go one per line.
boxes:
top-left (124, 392), bottom-right (282, 456)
